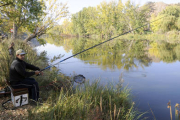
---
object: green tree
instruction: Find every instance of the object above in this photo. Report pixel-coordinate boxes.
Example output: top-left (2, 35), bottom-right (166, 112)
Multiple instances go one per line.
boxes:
top-left (177, 17), bottom-right (180, 29)
top-left (57, 18), bottom-right (72, 34)
top-left (83, 7), bottom-right (98, 35)
top-left (0, 0), bottom-right (13, 7)
top-left (65, 0), bottom-right (150, 37)
top-left (156, 5), bottom-right (180, 32)
top-left (96, 1), bottom-right (120, 37)
top-left (0, 0), bottom-right (45, 40)
top-left (114, 0), bottom-right (125, 35)
top-left (71, 9), bottom-right (86, 35)
top-left (123, 0), bottom-right (150, 34)
top-left (150, 14), bottom-right (164, 32)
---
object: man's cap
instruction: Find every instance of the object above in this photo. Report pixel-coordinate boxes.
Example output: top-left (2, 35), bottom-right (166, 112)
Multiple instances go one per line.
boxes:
top-left (16, 49), bottom-right (26, 55)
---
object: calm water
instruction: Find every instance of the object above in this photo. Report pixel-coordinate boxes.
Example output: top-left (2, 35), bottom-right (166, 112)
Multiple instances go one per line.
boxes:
top-left (36, 37), bottom-right (180, 120)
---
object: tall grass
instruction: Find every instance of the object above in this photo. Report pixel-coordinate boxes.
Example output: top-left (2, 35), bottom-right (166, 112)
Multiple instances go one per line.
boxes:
top-left (0, 40), bottom-right (33, 86)
top-left (29, 81), bottom-right (144, 120)
top-left (0, 41), bottom-right (14, 86)
top-left (167, 101), bottom-right (180, 120)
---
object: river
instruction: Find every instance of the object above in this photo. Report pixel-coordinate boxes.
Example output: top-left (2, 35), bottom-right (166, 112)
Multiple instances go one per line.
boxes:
top-left (35, 37), bottom-right (180, 120)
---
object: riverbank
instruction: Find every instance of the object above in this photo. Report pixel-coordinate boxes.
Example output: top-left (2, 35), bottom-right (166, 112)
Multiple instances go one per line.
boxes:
top-left (0, 40), bottom-right (143, 119)
top-left (119, 31), bottom-right (180, 42)
top-left (60, 31), bottom-right (180, 43)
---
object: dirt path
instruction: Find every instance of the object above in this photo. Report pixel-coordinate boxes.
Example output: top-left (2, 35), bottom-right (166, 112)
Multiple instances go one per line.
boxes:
top-left (0, 97), bottom-right (32, 120)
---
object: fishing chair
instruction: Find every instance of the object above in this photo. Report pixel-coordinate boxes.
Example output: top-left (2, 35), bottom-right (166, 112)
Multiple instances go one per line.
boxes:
top-left (2, 79), bottom-right (29, 109)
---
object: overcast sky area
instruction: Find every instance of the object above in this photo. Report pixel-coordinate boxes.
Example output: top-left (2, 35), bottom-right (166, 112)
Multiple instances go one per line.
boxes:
top-left (61, 0), bottom-right (179, 14)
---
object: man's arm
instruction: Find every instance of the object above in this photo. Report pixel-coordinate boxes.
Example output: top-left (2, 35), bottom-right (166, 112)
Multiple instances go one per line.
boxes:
top-left (15, 63), bottom-right (35, 78)
top-left (25, 62), bottom-right (40, 71)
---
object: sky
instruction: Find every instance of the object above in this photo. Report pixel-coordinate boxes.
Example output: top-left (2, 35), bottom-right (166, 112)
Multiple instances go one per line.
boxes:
top-left (61, 0), bottom-right (180, 14)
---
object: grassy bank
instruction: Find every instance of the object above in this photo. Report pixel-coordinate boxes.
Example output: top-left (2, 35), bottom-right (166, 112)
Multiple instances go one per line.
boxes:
top-left (119, 31), bottom-right (180, 42)
top-left (0, 40), bottom-right (143, 119)
top-left (66, 31), bottom-right (180, 42)
top-left (29, 81), bottom-right (143, 120)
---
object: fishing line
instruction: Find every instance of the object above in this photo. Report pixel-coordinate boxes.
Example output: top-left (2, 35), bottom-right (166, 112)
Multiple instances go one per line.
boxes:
top-left (40, 16), bottom-right (166, 72)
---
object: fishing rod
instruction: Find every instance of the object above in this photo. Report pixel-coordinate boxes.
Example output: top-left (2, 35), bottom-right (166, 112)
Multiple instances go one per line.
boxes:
top-left (40, 16), bottom-right (166, 72)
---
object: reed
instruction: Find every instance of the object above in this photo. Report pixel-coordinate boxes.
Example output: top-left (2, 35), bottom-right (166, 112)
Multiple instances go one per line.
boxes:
top-left (167, 101), bottom-right (180, 120)
top-left (29, 80), bottom-right (144, 120)
top-left (175, 103), bottom-right (180, 120)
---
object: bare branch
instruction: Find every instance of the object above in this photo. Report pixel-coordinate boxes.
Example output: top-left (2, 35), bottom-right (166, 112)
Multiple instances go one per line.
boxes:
top-left (0, 2), bottom-right (13, 7)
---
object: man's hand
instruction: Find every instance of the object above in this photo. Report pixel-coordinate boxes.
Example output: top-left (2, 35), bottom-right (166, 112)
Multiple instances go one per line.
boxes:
top-left (40, 71), bottom-right (43, 75)
top-left (35, 71), bottom-right (43, 76)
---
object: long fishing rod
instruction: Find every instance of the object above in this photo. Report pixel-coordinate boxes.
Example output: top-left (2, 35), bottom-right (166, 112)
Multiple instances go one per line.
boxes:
top-left (40, 16), bottom-right (166, 72)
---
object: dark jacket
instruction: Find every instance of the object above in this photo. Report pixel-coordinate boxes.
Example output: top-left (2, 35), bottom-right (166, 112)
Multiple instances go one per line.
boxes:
top-left (9, 58), bottom-right (40, 84)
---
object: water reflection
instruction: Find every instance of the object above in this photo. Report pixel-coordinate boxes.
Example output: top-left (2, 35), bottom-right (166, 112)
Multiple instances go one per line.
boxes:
top-left (46, 35), bottom-right (180, 69)
top-left (149, 41), bottom-right (180, 63)
top-left (46, 36), bottom-right (154, 71)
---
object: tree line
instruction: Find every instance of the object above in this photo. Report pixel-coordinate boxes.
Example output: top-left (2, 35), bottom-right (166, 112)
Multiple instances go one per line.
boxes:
top-left (1, 0), bottom-right (180, 41)
top-left (58, 0), bottom-right (180, 38)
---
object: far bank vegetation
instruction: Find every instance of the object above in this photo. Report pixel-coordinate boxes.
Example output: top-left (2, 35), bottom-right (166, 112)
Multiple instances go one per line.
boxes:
top-left (56, 1), bottom-right (180, 41)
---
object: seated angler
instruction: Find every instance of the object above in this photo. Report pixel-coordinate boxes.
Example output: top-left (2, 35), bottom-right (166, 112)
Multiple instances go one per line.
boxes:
top-left (9, 49), bottom-right (43, 102)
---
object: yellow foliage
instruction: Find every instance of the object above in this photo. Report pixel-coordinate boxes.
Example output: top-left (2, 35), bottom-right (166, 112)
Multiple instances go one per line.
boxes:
top-left (148, 42), bottom-right (160, 58)
top-left (150, 14), bottom-right (164, 32)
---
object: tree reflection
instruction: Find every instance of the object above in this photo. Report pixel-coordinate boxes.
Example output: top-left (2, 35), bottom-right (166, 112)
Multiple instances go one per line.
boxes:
top-left (46, 35), bottom-right (152, 71)
top-left (149, 41), bottom-right (180, 63)
top-left (45, 35), bottom-right (180, 70)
